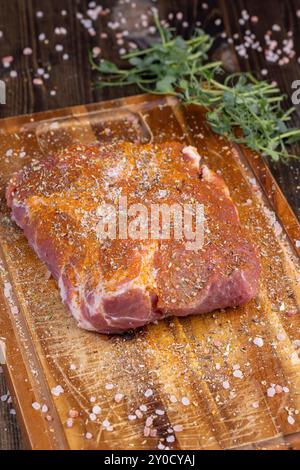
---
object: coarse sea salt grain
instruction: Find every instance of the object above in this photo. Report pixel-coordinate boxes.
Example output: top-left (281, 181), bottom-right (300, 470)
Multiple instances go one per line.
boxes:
top-left (92, 405), bottom-right (101, 415)
top-left (114, 393), bottom-right (123, 403)
top-left (23, 47), bottom-right (33, 55)
top-left (66, 418), bottom-right (73, 428)
top-left (144, 389), bottom-right (153, 398)
top-left (85, 432), bottom-right (93, 439)
top-left (51, 385), bottom-right (64, 397)
top-left (173, 424), bottom-right (183, 432)
top-left (155, 409), bottom-right (165, 416)
top-left (32, 402), bottom-right (41, 410)
top-left (105, 383), bottom-right (114, 390)
top-left (222, 380), bottom-right (230, 390)
top-left (253, 337), bottom-right (264, 347)
top-left (233, 369), bottom-right (244, 379)
top-left (267, 387), bottom-right (276, 397)
top-left (287, 415), bottom-right (295, 425)
top-left (181, 397), bottom-right (190, 406)
top-left (41, 404), bottom-right (48, 413)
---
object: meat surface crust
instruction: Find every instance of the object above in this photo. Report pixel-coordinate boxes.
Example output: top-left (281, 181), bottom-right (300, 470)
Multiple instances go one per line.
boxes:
top-left (6, 142), bottom-right (260, 333)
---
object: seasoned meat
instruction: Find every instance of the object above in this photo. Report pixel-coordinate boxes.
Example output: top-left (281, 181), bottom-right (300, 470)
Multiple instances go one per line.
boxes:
top-left (6, 142), bottom-right (260, 333)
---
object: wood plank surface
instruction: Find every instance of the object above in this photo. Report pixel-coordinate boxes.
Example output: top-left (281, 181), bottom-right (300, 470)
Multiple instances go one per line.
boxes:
top-left (0, 0), bottom-right (299, 450)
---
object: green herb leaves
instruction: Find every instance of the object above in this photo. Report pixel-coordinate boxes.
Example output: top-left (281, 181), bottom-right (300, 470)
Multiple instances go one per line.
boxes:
top-left (90, 12), bottom-right (300, 161)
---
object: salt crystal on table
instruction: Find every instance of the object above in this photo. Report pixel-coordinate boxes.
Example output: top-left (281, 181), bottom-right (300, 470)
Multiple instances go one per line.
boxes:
top-left (287, 415), bottom-right (295, 425)
top-left (144, 389), bottom-right (153, 398)
top-left (55, 44), bottom-right (63, 52)
top-left (155, 409), bottom-right (165, 415)
top-left (181, 397), bottom-right (190, 406)
top-left (114, 393), bottom-right (123, 403)
top-left (295, 240), bottom-right (300, 248)
top-left (66, 418), bottom-right (73, 428)
top-left (85, 432), bottom-right (93, 439)
top-left (173, 424), bottom-right (183, 432)
top-left (233, 369), bottom-right (244, 379)
top-left (92, 47), bottom-right (101, 58)
top-left (145, 417), bottom-right (153, 427)
top-left (32, 402), bottom-right (41, 410)
top-left (36, 11), bottom-right (44, 18)
top-left (69, 409), bottom-right (79, 418)
top-left (41, 404), bottom-right (48, 413)
top-left (1, 394), bottom-right (8, 402)
top-left (89, 413), bottom-right (96, 421)
top-left (0, 31), bottom-right (3, 38)
top-left (105, 383), bottom-right (114, 390)
top-left (267, 387), bottom-right (276, 397)
top-left (166, 435), bottom-right (175, 443)
top-left (23, 47), bottom-right (33, 55)
top-left (33, 78), bottom-right (43, 85)
top-left (51, 385), bottom-right (64, 397)
top-left (92, 405), bottom-right (101, 415)
top-left (10, 409), bottom-right (16, 415)
top-left (222, 380), bottom-right (230, 390)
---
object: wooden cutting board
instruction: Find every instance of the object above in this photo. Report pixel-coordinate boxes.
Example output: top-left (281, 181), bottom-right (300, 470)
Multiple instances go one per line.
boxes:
top-left (0, 94), bottom-right (300, 450)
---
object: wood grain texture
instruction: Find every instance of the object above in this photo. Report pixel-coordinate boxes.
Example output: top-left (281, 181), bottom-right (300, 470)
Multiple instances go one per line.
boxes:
top-left (0, 94), bottom-right (299, 450)
top-left (0, 0), bottom-right (299, 450)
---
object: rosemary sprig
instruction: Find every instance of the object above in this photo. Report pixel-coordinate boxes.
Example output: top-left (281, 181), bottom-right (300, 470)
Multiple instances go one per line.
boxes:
top-left (90, 12), bottom-right (300, 161)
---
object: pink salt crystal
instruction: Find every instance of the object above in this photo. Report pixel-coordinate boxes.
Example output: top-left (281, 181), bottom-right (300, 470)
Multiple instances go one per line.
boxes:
top-left (145, 417), bottom-right (153, 427)
top-left (23, 47), bottom-right (33, 55)
top-left (173, 424), bottom-right (183, 432)
top-left (69, 409), bottom-right (79, 418)
top-left (222, 381), bottom-right (230, 390)
top-left (33, 78), bottom-right (43, 85)
top-left (181, 397), bottom-right (190, 406)
top-left (288, 415), bottom-right (295, 425)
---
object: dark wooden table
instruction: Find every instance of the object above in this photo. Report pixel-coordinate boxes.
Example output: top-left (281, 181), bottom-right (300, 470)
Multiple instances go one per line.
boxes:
top-left (0, 0), bottom-right (299, 450)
